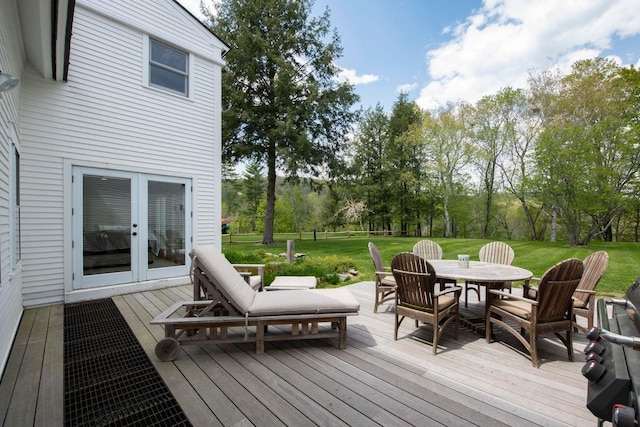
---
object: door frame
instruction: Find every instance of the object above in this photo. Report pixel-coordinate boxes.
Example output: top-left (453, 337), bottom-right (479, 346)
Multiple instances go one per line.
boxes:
top-left (71, 166), bottom-right (192, 290)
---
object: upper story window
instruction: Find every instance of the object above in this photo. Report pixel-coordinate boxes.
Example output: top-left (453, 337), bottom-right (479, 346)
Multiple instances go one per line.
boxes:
top-left (149, 39), bottom-right (188, 96)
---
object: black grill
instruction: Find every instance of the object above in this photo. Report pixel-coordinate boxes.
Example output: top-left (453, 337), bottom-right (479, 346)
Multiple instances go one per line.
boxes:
top-left (64, 298), bottom-right (191, 426)
top-left (584, 278), bottom-right (640, 426)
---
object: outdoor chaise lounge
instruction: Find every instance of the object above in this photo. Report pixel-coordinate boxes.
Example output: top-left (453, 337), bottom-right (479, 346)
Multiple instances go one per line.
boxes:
top-left (151, 244), bottom-right (360, 361)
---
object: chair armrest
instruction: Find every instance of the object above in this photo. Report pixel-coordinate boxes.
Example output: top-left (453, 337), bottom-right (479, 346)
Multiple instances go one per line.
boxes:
top-left (375, 270), bottom-right (394, 278)
top-left (232, 263), bottom-right (266, 270)
top-left (392, 269), bottom-right (430, 278)
top-left (488, 289), bottom-right (538, 305)
top-left (523, 283), bottom-right (539, 299)
top-left (435, 286), bottom-right (463, 297)
top-left (573, 289), bottom-right (596, 295)
top-left (233, 264), bottom-right (265, 276)
top-left (233, 264), bottom-right (265, 291)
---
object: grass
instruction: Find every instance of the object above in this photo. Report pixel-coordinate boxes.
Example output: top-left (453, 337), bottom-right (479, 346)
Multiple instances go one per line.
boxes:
top-left (222, 236), bottom-right (640, 296)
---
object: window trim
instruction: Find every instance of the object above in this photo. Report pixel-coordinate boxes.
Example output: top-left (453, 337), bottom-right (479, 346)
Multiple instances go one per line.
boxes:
top-left (142, 34), bottom-right (193, 98)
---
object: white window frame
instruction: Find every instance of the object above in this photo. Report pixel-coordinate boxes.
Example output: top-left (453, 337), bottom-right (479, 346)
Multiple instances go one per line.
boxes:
top-left (142, 34), bottom-right (194, 98)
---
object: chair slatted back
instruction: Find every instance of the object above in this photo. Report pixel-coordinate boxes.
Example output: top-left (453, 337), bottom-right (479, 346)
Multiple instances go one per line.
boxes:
top-left (536, 258), bottom-right (584, 321)
top-left (479, 241), bottom-right (514, 265)
top-left (574, 251), bottom-right (608, 305)
top-left (368, 242), bottom-right (384, 272)
top-left (412, 240), bottom-right (443, 260)
top-left (392, 252), bottom-right (437, 311)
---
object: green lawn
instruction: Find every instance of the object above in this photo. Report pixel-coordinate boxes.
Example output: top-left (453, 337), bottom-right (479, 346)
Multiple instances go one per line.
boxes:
top-left (222, 236), bottom-right (640, 296)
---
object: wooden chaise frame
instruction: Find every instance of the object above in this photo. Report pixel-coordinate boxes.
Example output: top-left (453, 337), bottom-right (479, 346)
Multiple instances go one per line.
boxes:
top-left (151, 256), bottom-right (358, 361)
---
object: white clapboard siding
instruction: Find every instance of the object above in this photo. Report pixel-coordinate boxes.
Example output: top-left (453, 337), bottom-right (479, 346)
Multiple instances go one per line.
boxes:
top-left (0, 0), bottom-right (27, 377)
top-left (18, 1), bottom-right (223, 307)
top-left (79, 0), bottom-right (227, 63)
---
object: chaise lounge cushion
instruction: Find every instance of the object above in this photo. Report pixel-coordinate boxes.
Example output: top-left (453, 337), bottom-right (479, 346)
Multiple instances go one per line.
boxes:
top-left (191, 244), bottom-right (360, 317)
top-left (248, 288), bottom-right (360, 316)
top-left (191, 244), bottom-right (256, 313)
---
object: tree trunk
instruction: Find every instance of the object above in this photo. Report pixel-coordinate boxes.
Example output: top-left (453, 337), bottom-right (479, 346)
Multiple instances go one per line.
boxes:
top-left (262, 145), bottom-right (277, 245)
top-left (550, 205), bottom-right (557, 242)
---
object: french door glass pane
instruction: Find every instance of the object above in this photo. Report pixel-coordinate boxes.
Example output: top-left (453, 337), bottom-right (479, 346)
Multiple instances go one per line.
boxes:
top-left (82, 175), bottom-right (131, 275)
top-left (148, 181), bottom-right (185, 268)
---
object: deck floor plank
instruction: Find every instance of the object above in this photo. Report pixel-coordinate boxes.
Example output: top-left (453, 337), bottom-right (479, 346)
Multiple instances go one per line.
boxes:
top-left (34, 304), bottom-right (63, 427)
top-left (114, 293), bottom-right (225, 427)
top-left (1, 281), bottom-right (595, 426)
top-left (0, 309), bottom-right (36, 427)
top-left (5, 306), bottom-right (51, 427)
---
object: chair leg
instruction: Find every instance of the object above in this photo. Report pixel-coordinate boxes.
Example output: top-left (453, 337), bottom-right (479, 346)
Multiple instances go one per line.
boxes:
top-left (432, 328), bottom-right (439, 355)
top-left (530, 330), bottom-right (538, 368)
top-left (454, 312), bottom-right (459, 340)
top-left (464, 281), bottom-right (469, 308)
top-left (394, 313), bottom-right (402, 340)
top-left (374, 284), bottom-right (380, 313)
top-left (566, 330), bottom-right (574, 362)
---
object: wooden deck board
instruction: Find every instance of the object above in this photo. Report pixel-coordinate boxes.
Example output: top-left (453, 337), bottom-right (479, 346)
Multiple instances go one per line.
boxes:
top-left (0, 281), bottom-right (595, 427)
top-left (35, 304), bottom-right (64, 427)
top-left (4, 306), bottom-right (50, 427)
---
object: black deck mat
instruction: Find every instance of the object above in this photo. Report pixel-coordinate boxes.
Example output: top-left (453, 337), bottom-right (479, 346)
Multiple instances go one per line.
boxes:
top-left (64, 298), bottom-right (192, 426)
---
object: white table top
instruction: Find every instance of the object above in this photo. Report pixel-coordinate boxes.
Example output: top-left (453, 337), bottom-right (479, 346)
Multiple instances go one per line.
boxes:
top-left (429, 260), bottom-right (533, 283)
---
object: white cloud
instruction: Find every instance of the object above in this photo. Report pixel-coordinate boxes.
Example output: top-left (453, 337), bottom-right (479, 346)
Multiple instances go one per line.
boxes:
top-left (396, 82), bottom-right (418, 93)
top-left (336, 67), bottom-right (380, 85)
top-left (417, 0), bottom-right (640, 110)
top-left (176, 0), bottom-right (218, 20)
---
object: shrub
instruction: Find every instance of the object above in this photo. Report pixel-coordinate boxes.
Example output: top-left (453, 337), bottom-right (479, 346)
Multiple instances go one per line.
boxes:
top-left (222, 250), bottom-right (356, 288)
top-left (265, 256), bottom-right (356, 288)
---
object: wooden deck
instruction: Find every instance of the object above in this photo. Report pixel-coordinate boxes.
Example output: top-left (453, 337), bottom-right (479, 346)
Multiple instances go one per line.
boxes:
top-left (0, 281), bottom-right (595, 426)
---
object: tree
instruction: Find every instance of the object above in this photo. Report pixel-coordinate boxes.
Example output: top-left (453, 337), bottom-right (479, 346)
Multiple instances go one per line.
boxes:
top-left (241, 160), bottom-right (265, 232)
top-left (387, 93), bottom-right (424, 236)
top-left (221, 162), bottom-right (241, 220)
top-left (421, 101), bottom-right (473, 237)
top-left (208, 0), bottom-right (358, 244)
top-left (350, 104), bottom-right (391, 231)
top-left (471, 88), bottom-right (523, 239)
top-left (534, 58), bottom-right (640, 245)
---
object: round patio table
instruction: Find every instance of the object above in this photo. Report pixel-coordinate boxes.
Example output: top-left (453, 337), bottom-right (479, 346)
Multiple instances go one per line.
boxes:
top-left (429, 260), bottom-right (533, 332)
top-left (429, 260), bottom-right (533, 284)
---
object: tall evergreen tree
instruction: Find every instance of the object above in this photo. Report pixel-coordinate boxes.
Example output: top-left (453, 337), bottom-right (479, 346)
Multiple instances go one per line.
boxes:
top-left (241, 160), bottom-right (265, 232)
top-left (208, 0), bottom-right (358, 244)
top-left (351, 104), bottom-right (390, 231)
top-left (387, 93), bottom-right (423, 236)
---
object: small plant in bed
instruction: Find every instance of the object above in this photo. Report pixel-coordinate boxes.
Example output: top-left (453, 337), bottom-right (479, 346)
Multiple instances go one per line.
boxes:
top-left (223, 249), bottom-right (357, 288)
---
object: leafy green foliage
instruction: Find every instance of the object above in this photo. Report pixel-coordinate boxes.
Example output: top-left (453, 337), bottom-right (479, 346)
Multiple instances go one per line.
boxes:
top-left (208, 0), bottom-right (359, 244)
top-left (224, 236), bottom-right (640, 295)
top-left (267, 256), bottom-right (356, 287)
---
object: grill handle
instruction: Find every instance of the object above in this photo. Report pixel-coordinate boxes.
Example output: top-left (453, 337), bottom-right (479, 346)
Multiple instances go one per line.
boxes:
top-left (592, 298), bottom-right (640, 351)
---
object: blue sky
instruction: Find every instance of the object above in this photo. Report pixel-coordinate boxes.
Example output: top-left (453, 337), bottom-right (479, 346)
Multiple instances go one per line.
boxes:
top-left (179, 0), bottom-right (640, 112)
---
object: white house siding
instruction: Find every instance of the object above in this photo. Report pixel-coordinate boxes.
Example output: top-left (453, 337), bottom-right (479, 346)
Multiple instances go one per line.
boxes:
top-left (19, 1), bottom-right (224, 307)
top-left (0, 0), bottom-right (26, 376)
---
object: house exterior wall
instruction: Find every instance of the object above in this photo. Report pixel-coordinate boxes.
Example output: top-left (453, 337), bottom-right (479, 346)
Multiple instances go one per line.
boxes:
top-left (19, 0), bottom-right (224, 307)
top-left (0, 0), bottom-right (26, 377)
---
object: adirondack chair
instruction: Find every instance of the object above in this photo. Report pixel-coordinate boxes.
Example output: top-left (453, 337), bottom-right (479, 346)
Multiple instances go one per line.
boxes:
top-left (391, 252), bottom-right (461, 355)
top-left (464, 241), bottom-right (515, 307)
top-left (524, 251), bottom-right (608, 334)
top-left (368, 242), bottom-right (396, 313)
top-left (572, 251), bottom-right (608, 333)
top-left (486, 258), bottom-right (584, 367)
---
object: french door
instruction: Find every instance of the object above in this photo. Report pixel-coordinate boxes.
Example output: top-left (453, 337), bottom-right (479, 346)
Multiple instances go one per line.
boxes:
top-left (72, 167), bottom-right (191, 289)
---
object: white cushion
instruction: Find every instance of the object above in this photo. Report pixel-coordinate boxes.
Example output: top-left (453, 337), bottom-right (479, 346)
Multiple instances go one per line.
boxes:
top-left (190, 245), bottom-right (256, 313)
top-left (267, 276), bottom-right (317, 290)
top-left (248, 275), bottom-right (262, 290)
top-left (248, 288), bottom-right (360, 316)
